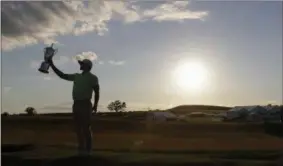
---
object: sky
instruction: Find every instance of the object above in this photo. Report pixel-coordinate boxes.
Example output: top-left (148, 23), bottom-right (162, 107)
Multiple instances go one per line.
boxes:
top-left (1, 1), bottom-right (282, 114)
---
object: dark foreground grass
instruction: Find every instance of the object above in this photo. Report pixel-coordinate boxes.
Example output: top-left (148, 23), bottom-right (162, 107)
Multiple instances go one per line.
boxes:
top-left (2, 116), bottom-right (283, 166)
top-left (2, 143), bottom-right (283, 166)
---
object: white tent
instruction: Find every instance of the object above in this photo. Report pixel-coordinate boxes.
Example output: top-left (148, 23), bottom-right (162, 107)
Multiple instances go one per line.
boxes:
top-left (146, 111), bottom-right (177, 122)
top-left (242, 106), bottom-right (267, 122)
top-left (266, 106), bottom-right (281, 114)
top-left (247, 106), bottom-right (267, 115)
top-left (263, 106), bottom-right (282, 121)
top-left (225, 107), bottom-right (248, 120)
top-left (263, 105), bottom-right (273, 111)
top-left (224, 105), bottom-right (282, 122)
top-left (246, 112), bottom-right (263, 122)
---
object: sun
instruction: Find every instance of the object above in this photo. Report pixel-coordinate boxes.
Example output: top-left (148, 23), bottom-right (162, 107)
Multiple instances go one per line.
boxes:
top-left (172, 61), bottom-right (208, 93)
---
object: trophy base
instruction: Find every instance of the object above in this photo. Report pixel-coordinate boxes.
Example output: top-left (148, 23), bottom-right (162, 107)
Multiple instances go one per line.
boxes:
top-left (38, 68), bottom-right (49, 74)
top-left (38, 61), bottom-right (50, 74)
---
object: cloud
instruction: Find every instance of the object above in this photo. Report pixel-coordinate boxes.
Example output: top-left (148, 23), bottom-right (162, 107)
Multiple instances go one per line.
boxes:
top-left (143, 1), bottom-right (208, 22)
top-left (108, 60), bottom-right (125, 66)
top-left (74, 51), bottom-right (98, 61)
top-left (2, 1), bottom-right (208, 51)
top-left (98, 61), bottom-right (104, 65)
top-left (43, 76), bottom-right (52, 81)
top-left (3, 87), bottom-right (12, 93)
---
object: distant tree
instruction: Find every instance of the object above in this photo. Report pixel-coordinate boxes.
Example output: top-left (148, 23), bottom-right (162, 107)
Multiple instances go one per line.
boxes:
top-left (25, 107), bottom-right (37, 116)
top-left (2, 112), bottom-right (9, 117)
top-left (107, 100), bottom-right (126, 112)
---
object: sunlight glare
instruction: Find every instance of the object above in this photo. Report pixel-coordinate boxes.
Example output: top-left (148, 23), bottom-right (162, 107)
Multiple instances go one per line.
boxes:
top-left (172, 61), bottom-right (208, 93)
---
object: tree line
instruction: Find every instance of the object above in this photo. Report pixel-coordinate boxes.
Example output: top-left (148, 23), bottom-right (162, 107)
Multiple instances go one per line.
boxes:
top-left (2, 100), bottom-right (127, 116)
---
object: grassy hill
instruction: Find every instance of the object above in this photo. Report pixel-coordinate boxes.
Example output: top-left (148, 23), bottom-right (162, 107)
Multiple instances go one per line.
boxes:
top-left (167, 105), bottom-right (232, 115)
top-left (10, 105), bottom-right (232, 118)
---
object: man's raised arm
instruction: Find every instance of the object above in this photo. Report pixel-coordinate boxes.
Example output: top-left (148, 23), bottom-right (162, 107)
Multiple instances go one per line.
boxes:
top-left (49, 60), bottom-right (75, 81)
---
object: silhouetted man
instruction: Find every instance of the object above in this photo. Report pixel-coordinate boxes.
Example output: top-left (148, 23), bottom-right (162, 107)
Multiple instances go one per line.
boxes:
top-left (49, 58), bottom-right (100, 156)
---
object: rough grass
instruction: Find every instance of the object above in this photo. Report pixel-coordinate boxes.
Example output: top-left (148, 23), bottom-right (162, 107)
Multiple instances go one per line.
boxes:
top-left (2, 115), bottom-right (283, 166)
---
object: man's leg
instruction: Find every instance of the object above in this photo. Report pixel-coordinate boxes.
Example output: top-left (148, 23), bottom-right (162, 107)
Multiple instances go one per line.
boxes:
top-left (75, 123), bottom-right (84, 154)
top-left (83, 124), bottom-right (92, 154)
top-left (73, 102), bottom-right (85, 154)
top-left (82, 101), bottom-right (93, 154)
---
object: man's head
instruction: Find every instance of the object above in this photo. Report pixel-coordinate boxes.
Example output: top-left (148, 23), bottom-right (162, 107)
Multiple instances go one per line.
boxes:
top-left (78, 59), bottom-right (93, 72)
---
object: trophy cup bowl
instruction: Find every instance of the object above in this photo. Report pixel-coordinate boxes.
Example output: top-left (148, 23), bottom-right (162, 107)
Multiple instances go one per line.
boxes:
top-left (38, 43), bottom-right (57, 74)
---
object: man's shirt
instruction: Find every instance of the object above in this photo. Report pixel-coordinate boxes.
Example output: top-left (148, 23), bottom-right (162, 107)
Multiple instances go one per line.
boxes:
top-left (65, 72), bottom-right (99, 101)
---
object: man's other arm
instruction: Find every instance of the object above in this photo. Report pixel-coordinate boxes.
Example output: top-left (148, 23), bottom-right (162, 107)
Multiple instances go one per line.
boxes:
top-left (49, 60), bottom-right (75, 81)
top-left (93, 82), bottom-right (100, 113)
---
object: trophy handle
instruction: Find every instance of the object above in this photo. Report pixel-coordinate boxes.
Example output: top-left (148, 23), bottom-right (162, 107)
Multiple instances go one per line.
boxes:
top-left (54, 48), bottom-right (58, 55)
top-left (48, 48), bottom-right (57, 60)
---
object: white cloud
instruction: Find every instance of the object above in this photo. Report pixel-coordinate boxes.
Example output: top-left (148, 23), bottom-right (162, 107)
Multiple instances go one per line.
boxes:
top-left (98, 61), bottom-right (104, 65)
top-left (143, 1), bottom-right (208, 22)
top-left (107, 1), bottom-right (142, 23)
top-left (3, 87), bottom-right (12, 93)
top-left (43, 76), bottom-right (52, 81)
top-left (108, 60), bottom-right (125, 66)
top-left (74, 51), bottom-right (98, 61)
top-left (2, 1), bottom-right (208, 51)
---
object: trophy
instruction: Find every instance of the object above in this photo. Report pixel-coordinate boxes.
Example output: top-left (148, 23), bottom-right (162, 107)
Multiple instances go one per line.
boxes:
top-left (38, 43), bottom-right (58, 74)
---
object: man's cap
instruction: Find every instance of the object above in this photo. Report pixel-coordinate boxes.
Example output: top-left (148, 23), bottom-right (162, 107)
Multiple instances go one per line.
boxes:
top-left (78, 59), bottom-right (93, 69)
